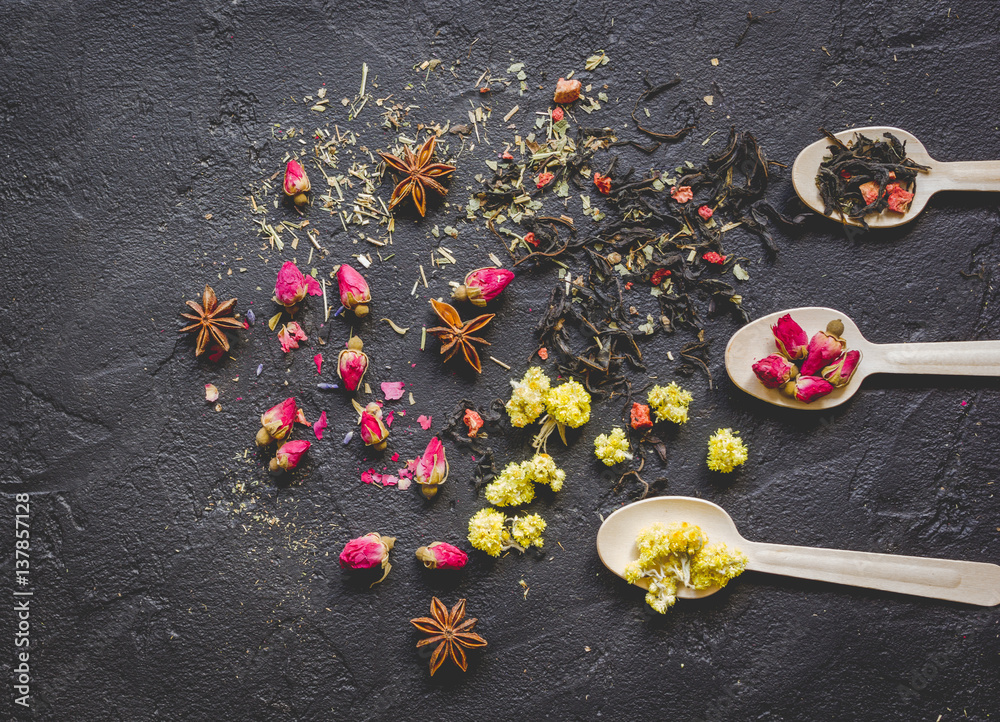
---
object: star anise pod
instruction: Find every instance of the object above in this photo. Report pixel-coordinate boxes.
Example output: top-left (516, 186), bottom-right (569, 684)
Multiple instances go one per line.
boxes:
top-left (179, 285), bottom-right (242, 357)
top-left (378, 135), bottom-right (455, 217)
top-left (410, 597), bottom-right (487, 676)
top-left (426, 298), bottom-right (494, 373)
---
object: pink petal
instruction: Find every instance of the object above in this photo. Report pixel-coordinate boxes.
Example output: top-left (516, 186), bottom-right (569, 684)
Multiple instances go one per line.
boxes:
top-left (398, 467), bottom-right (414, 480)
top-left (391, 452), bottom-right (400, 462)
top-left (305, 274), bottom-right (322, 296)
top-left (385, 411), bottom-right (394, 428)
top-left (314, 353), bottom-right (323, 374)
top-left (397, 476), bottom-right (412, 490)
top-left (381, 475), bottom-right (399, 487)
top-left (314, 411), bottom-right (328, 440)
top-left (295, 408), bottom-right (312, 427)
top-left (381, 381), bottom-right (406, 400)
top-left (361, 469), bottom-right (377, 485)
top-left (417, 414), bottom-right (432, 430)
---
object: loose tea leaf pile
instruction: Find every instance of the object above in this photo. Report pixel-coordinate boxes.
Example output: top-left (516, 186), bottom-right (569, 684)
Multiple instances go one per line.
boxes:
top-left (814, 129), bottom-right (929, 226)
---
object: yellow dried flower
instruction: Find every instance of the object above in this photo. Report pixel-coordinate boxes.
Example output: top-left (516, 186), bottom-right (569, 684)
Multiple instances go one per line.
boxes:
top-left (544, 379), bottom-right (591, 428)
top-left (510, 513), bottom-right (546, 549)
top-left (625, 522), bottom-right (746, 614)
top-left (647, 382), bottom-right (693, 425)
top-left (467, 508), bottom-right (510, 557)
top-left (706, 428), bottom-right (748, 473)
top-left (484, 462), bottom-right (535, 507)
top-left (594, 427), bottom-right (632, 466)
top-left (506, 367), bottom-right (550, 427)
top-left (522, 453), bottom-right (566, 492)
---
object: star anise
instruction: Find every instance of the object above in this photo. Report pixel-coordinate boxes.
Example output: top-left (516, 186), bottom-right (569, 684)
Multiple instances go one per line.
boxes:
top-left (378, 135), bottom-right (455, 217)
top-left (426, 298), bottom-right (494, 373)
top-left (410, 597), bottom-right (487, 676)
top-left (179, 285), bottom-right (242, 357)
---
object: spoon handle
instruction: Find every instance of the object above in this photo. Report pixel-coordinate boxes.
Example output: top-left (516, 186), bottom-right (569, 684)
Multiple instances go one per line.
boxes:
top-left (747, 542), bottom-right (1000, 606)
top-left (935, 160), bottom-right (1000, 192)
top-left (867, 340), bottom-right (1000, 376)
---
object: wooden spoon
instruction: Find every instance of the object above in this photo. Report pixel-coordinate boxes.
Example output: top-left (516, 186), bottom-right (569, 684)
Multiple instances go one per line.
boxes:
top-left (597, 496), bottom-right (1000, 605)
top-left (725, 306), bottom-right (1000, 410)
top-left (792, 126), bottom-right (1000, 228)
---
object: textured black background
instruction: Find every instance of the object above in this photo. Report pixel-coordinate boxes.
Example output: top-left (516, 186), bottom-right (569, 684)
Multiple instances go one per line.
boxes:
top-left (2, 1), bottom-right (1000, 720)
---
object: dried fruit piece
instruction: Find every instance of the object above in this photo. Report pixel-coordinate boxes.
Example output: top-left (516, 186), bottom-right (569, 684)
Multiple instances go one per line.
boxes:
top-left (553, 77), bottom-right (582, 104)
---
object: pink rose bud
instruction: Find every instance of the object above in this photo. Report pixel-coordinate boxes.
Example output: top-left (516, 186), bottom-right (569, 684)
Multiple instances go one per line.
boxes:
top-left (414, 437), bottom-right (449, 499)
top-left (283, 159), bottom-right (311, 206)
top-left (821, 349), bottom-right (862, 387)
top-left (359, 402), bottom-right (389, 450)
top-left (336, 264), bottom-right (371, 318)
top-left (800, 331), bottom-right (847, 376)
top-left (792, 375), bottom-right (835, 403)
top-left (339, 532), bottom-right (396, 585)
top-left (337, 336), bottom-right (369, 391)
top-left (269, 439), bottom-right (311, 472)
top-left (451, 267), bottom-right (515, 307)
top-left (257, 397), bottom-right (297, 446)
top-left (274, 261), bottom-right (309, 309)
top-left (771, 314), bottom-right (809, 360)
top-left (752, 353), bottom-right (798, 389)
top-left (415, 541), bottom-right (468, 570)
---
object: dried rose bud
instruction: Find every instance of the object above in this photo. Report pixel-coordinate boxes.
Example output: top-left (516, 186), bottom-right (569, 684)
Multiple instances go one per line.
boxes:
top-left (698, 205), bottom-right (714, 221)
top-left (593, 172), bottom-right (612, 195)
top-left (821, 349), bottom-right (862, 387)
top-left (553, 77), bottom-right (581, 104)
top-left (415, 541), bottom-right (468, 570)
top-left (359, 402), bottom-right (389, 450)
top-left (336, 264), bottom-right (371, 317)
top-left (463, 409), bottom-right (484, 437)
top-left (274, 261), bottom-right (320, 311)
top-left (551, 106), bottom-right (564, 122)
top-left (339, 532), bottom-right (395, 585)
top-left (283, 159), bottom-right (311, 207)
top-left (269, 439), bottom-right (311, 472)
top-left (671, 185), bottom-right (693, 203)
top-left (337, 336), bottom-right (369, 392)
top-left (452, 267), bottom-right (515, 307)
top-left (256, 397), bottom-right (297, 446)
top-left (800, 330), bottom-right (847, 376)
top-left (752, 353), bottom-right (799, 389)
top-left (792, 375), bottom-right (835, 403)
top-left (630, 402), bottom-right (653, 430)
top-left (771, 314), bottom-right (808, 360)
top-left (414, 437), bottom-right (449, 499)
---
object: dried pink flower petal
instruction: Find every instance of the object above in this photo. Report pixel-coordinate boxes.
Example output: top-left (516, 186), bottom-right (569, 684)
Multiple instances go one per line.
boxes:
top-left (381, 381), bottom-right (406, 400)
top-left (314, 411), bottom-right (328, 440)
top-left (417, 414), bottom-right (432, 430)
top-left (205, 383), bottom-right (219, 402)
top-left (314, 353), bottom-right (323, 375)
top-left (278, 322), bottom-right (308, 353)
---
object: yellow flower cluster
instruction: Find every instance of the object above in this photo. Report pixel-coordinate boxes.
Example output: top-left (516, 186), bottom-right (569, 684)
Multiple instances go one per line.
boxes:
top-left (506, 367), bottom-right (550, 427)
top-left (510, 513), bottom-right (546, 549)
top-left (623, 522), bottom-right (747, 614)
top-left (467, 508), bottom-right (546, 555)
top-left (706, 428), bottom-right (748, 473)
top-left (467, 508), bottom-right (509, 557)
top-left (647, 382), bottom-right (693, 424)
top-left (593, 427), bottom-right (633, 466)
top-left (484, 454), bottom-right (566, 506)
top-left (545, 379), bottom-right (591, 428)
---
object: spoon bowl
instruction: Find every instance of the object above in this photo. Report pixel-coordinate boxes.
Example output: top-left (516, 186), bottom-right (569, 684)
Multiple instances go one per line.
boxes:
top-left (726, 306), bottom-right (1000, 410)
top-left (597, 496), bottom-right (1000, 606)
top-left (792, 126), bottom-right (1000, 228)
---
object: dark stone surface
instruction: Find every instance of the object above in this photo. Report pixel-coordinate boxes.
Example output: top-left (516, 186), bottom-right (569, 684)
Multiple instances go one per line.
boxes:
top-left (2, 1), bottom-right (999, 719)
